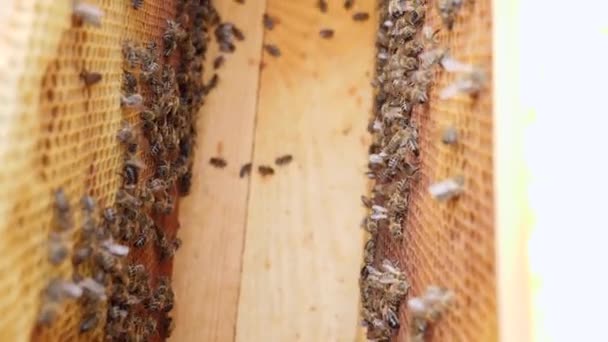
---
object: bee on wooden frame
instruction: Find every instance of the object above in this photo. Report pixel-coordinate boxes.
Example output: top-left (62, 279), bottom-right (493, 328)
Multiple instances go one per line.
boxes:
top-left (263, 44), bottom-right (281, 57)
top-left (319, 29), bottom-right (334, 39)
top-left (317, 0), bottom-right (328, 13)
top-left (263, 14), bottom-right (276, 30)
top-left (274, 154), bottom-right (293, 166)
top-left (353, 12), bottom-right (370, 22)
top-left (258, 165), bottom-right (275, 176)
top-left (209, 157), bottom-right (227, 168)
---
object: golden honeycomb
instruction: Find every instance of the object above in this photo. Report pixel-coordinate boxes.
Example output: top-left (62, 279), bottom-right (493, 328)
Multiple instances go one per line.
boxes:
top-left (0, 1), bottom-right (178, 341)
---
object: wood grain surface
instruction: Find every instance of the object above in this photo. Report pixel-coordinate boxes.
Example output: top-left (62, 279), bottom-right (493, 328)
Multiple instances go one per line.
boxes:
top-left (172, 0), bottom-right (377, 341)
top-left (235, 1), bottom-right (376, 341)
top-left (171, 0), bottom-right (267, 341)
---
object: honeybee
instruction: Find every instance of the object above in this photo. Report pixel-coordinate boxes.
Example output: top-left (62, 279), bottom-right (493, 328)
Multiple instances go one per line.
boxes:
top-left (442, 126), bottom-right (458, 144)
top-left (116, 189), bottom-right (143, 208)
top-left (263, 14), bottom-right (276, 31)
top-left (72, 245), bottom-right (92, 265)
top-left (363, 238), bottom-right (375, 265)
top-left (319, 29), bottom-right (334, 39)
top-left (317, 0), bottom-right (328, 13)
top-left (370, 205), bottom-right (388, 221)
top-left (216, 23), bottom-right (238, 53)
top-left (127, 264), bottom-right (146, 278)
top-left (274, 154), bottom-right (293, 166)
top-left (96, 249), bottom-right (119, 273)
top-left (385, 307), bottom-right (400, 329)
top-left (407, 285), bottom-right (454, 322)
top-left (205, 73), bottom-right (220, 91)
top-left (120, 93), bottom-right (144, 109)
top-left (108, 305), bottom-right (128, 321)
top-left (263, 44), bottom-right (281, 57)
top-left (78, 277), bottom-right (107, 301)
top-left (54, 188), bottom-right (73, 231)
top-left (161, 315), bottom-right (175, 338)
top-left (153, 197), bottom-right (174, 215)
top-left (239, 163), bottom-right (252, 178)
top-left (122, 41), bottom-right (140, 69)
top-left (132, 0), bottom-right (143, 9)
top-left (209, 157), bottom-right (227, 168)
top-left (440, 67), bottom-right (486, 99)
top-left (48, 233), bottom-right (69, 265)
top-left (80, 195), bottom-right (96, 214)
top-left (352, 12), bottom-right (370, 21)
top-left (361, 195), bottom-right (373, 208)
top-left (406, 1), bottom-right (426, 25)
top-left (142, 316), bottom-right (158, 338)
top-left (178, 169), bottom-right (193, 195)
top-left (437, 0), bottom-right (463, 29)
top-left (361, 217), bottom-right (378, 234)
top-left (123, 156), bottom-right (146, 187)
top-left (390, 22), bottom-right (415, 39)
top-left (80, 71), bottom-right (103, 86)
top-left (388, 220), bottom-right (403, 240)
top-left (428, 176), bottom-right (464, 201)
top-left (418, 48), bottom-right (446, 70)
top-left (258, 165), bottom-right (275, 176)
top-left (398, 55), bottom-right (418, 71)
top-left (117, 122), bottom-right (136, 146)
top-left (103, 207), bottom-right (117, 225)
top-left (37, 279), bottom-right (83, 325)
top-left (133, 229), bottom-right (151, 248)
top-left (407, 85), bottom-right (428, 104)
top-left (213, 55), bottom-right (225, 69)
top-left (150, 139), bottom-right (165, 159)
top-left (140, 109), bottom-right (156, 122)
top-left (80, 312), bottom-right (99, 333)
top-left (164, 20), bottom-right (187, 56)
top-left (159, 236), bottom-right (181, 260)
top-left (231, 26), bottom-right (245, 41)
top-left (73, 2), bottom-right (104, 27)
top-left (101, 239), bottom-right (130, 257)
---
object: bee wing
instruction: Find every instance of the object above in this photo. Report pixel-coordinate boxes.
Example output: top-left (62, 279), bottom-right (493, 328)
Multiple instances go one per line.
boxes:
top-left (439, 80), bottom-right (466, 100)
top-left (440, 56), bottom-right (474, 73)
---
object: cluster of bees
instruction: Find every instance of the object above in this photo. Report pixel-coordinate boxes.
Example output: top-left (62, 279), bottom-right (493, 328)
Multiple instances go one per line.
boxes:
top-left (361, 0), bottom-right (485, 340)
top-left (35, 0), bottom-right (229, 339)
top-left (39, 190), bottom-right (130, 334)
top-left (360, 259), bottom-right (409, 340)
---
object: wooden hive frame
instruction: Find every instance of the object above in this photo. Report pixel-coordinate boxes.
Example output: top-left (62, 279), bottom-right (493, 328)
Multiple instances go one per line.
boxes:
top-left (0, 0), bottom-right (546, 341)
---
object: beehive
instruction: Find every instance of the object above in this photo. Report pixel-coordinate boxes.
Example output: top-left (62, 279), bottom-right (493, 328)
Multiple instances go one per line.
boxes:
top-left (0, 0), bottom-right (498, 341)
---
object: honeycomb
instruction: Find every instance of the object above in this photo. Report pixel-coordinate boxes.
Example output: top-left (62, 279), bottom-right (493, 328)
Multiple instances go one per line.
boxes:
top-left (375, 0), bottom-right (496, 340)
top-left (0, 0), bottom-right (191, 341)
